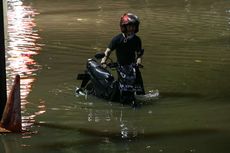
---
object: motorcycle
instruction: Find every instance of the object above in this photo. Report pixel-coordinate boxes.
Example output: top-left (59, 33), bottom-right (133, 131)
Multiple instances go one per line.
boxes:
top-left (76, 52), bottom-right (145, 105)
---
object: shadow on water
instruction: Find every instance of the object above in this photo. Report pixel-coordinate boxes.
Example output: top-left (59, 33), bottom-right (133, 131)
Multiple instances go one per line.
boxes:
top-left (27, 122), bottom-right (226, 153)
top-left (159, 92), bottom-right (203, 98)
top-left (34, 122), bottom-right (219, 141)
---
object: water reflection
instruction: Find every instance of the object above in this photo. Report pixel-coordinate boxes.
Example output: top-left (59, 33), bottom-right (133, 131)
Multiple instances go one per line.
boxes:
top-left (6, 0), bottom-right (44, 131)
top-left (227, 9), bottom-right (230, 30)
top-left (87, 107), bottom-right (139, 139)
top-left (184, 0), bottom-right (191, 13)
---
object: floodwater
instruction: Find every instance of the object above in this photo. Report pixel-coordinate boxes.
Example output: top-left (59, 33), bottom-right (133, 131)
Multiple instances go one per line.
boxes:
top-left (1, 0), bottom-right (230, 152)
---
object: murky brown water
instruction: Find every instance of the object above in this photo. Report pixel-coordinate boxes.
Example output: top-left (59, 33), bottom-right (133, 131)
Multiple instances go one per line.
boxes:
top-left (1, 0), bottom-right (230, 153)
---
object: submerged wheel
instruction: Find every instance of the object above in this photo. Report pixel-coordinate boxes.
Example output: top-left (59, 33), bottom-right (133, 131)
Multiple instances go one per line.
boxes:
top-left (120, 91), bottom-right (135, 104)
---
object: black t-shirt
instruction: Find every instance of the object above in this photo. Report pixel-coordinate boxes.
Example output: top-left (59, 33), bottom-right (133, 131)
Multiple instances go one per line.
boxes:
top-left (108, 33), bottom-right (142, 65)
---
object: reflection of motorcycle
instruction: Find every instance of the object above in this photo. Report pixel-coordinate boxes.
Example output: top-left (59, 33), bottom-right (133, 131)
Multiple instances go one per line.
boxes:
top-left (76, 53), bottom-right (145, 105)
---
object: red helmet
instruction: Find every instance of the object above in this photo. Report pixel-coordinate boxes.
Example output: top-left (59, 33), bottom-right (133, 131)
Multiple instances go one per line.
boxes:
top-left (120, 13), bottom-right (140, 33)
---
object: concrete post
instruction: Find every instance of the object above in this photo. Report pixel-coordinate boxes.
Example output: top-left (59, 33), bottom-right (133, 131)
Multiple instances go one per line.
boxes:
top-left (0, 0), bottom-right (7, 120)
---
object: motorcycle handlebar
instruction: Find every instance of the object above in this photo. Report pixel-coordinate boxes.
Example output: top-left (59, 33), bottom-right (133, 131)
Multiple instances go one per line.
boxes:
top-left (137, 64), bottom-right (144, 68)
top-left (107, 63), bottom-right (118, 68)
top-left (105, 63), bottom-right (144, 69)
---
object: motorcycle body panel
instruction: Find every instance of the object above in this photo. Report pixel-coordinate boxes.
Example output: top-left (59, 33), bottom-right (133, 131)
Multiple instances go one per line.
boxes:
top-left (86, 59), bottom-right (117, 100)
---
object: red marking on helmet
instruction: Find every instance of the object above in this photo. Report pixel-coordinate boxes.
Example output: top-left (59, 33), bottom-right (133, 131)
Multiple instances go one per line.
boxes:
top-left (123, 15), bottom-right (129, 23)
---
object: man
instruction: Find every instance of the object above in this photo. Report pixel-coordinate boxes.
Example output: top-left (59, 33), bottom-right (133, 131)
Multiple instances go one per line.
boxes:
top-left (101, 13), bottom-right (145, 94)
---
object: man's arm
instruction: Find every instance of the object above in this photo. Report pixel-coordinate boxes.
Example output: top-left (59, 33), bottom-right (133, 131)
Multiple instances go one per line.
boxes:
top-left (136, 49), bottom-right (144, 65)
top-left (101, 48), bottom-right (112, 65)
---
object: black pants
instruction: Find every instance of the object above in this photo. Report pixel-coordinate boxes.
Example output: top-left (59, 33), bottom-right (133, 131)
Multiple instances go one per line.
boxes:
top-left (135, 67), bottom-right (145, 95)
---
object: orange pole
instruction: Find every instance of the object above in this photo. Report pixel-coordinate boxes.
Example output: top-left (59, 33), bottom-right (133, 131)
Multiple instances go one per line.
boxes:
top-left (0, 0), bottom-right (7, 120)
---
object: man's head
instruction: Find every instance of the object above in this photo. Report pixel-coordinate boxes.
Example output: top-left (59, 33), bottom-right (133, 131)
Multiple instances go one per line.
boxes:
top-left (120, 13), bottom-right (140, 34)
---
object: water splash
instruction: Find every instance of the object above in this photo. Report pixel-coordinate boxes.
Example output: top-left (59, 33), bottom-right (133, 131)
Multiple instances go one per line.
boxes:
top-left (135, 89), bottom-right (160, 103)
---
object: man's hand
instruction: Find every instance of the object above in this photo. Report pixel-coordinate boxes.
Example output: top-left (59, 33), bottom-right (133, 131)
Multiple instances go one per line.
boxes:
top-left (136, 57), bottom-right (142, 65)
top-left (136, 57), bottom-right (144, 68)
top-left (101, 62), bottom-right (107, 68)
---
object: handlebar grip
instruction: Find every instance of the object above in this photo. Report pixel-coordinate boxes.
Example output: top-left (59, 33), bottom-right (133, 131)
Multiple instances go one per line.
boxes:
top-left (137, 64), bottom-right (144, 68)
top-left (107, 63), bottom-right (118, 68)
